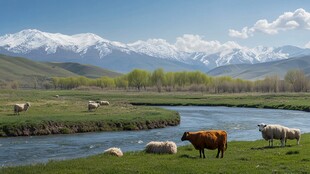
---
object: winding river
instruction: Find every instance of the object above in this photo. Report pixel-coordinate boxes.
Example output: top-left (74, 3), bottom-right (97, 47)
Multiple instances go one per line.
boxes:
top-left (1, 106), bottom-right (310, 167)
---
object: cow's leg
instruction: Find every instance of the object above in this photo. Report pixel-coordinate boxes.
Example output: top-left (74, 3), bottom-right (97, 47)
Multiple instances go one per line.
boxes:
top-left (199, 150), bottom-right (202, 158)
top-left (221, 147), bottom-right (224, 158)
top-left (202, 149), bottom-right (205, 159)
top-left (216, 148), bottom-right (220, 158)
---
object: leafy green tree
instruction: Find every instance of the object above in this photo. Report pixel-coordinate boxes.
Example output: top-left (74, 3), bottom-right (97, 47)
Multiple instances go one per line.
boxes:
top-left (114, 75), bottom-right (128, 89)
top-left (285, 70), bottom-right (308, 92)
top-left (174, 71), bottom-right (189, 88)
top-left (188, 71), bottom-right (207, 85)
top-left (51, 77), bottom-right (59, 89)
top-left (127, 69), bottom-right (150, 91)
top-left (96, 76), bottom-right (115, 88)
top-left (151, 68), bottom-right (166, 92)
top-left (165, 72), bottom-right (175, 91)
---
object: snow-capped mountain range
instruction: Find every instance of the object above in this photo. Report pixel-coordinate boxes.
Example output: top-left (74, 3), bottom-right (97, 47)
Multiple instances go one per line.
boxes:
top-left (1, 29), bottom-right (310, 72)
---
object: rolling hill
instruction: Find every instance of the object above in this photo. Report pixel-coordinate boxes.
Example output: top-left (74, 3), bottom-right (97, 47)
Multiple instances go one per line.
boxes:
top-left (207, 56), bottom-right (310, 80)
top-left (46, 62), bottom-right (122, 78)
top-left (0, 54), bottom-right (121, 88)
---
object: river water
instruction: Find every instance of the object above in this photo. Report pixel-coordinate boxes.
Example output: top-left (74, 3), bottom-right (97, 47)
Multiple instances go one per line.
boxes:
top-left (1, 106), bottom-right (309, 167)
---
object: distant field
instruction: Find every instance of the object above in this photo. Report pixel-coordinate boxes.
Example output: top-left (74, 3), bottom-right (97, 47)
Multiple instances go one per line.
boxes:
top-left (2, 133), bottom-right (309, 173)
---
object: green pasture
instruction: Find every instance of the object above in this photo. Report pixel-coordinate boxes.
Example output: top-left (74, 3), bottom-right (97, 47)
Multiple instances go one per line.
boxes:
top-left (0, 90), bottom-right (179, 136)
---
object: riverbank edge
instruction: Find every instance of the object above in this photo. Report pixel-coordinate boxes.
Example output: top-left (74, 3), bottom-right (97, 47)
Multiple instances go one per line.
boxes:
top-left (130, 102), bottom-right (310, 112)
top-left (2, 133), bottom-right (309, 173)
top-left (0, 113), bottom-right (180, 137)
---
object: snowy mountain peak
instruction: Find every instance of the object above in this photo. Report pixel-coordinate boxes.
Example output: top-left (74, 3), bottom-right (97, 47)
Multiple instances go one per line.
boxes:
top-left (0, 29), bottom-right (113, 55)
top-left (0, 29), bottom-right (310, 72)
top-left (128, 39), bottom-right (188, 60)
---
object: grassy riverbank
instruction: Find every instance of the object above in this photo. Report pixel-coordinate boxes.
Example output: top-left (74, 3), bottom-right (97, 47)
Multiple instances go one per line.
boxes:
top-left (0, 90), bottom-right (180, 136)
top-left (2, 133), bottom-right (309, 173)
top-left (113, 92), bottom-right (310, 112)
top-left (1, 90), bottom-right (310, 136)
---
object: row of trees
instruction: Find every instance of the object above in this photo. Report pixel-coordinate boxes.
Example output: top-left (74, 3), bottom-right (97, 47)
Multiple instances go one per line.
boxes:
top-left (51, 69), bottom-right (310, 93)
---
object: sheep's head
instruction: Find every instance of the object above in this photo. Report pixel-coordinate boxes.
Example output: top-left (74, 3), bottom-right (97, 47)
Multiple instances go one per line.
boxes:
top-left (181, 132), bottom-right (189, 141)
top-left (257, 123), bottom-right (267, 132)
top-left (24, 102), bottom-right (31, 112)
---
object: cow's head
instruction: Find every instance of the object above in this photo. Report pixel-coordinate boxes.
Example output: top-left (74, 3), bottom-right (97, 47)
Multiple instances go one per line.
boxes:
top-left (181, 132), bottom-right (189, 141)
top-left (257, 123), bottom-right (267, 132)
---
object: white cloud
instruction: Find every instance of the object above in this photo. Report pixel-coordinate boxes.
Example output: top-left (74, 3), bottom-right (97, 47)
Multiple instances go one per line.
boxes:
top-left (229, 8), bottom-right (310, 39)
top-left (175, 34), bottom-right (242, 54)
top-left (228, 27), bottom-right (250, 39)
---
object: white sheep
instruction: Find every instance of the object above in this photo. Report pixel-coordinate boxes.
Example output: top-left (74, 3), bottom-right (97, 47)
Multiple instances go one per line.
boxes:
top-left (104, 147), bottom-right (123, 157)
top-left (257, 123), bottom-right (287, 147)
top-left (88, 102), bottom-right (100, 111)
top-left (14, 102), bottom-right (31, 115)
top-left (285, 128), bottom-right (301, 145)
top-left (54, 95), bottom-right (59, 98)
top-left (98, 101), bottom-right (110, 106)
top-left (145, 141), bottom-right (177, 154)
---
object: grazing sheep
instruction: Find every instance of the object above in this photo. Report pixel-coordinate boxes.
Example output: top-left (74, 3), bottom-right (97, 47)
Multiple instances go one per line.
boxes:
top-left (54, 95), bottom-right (59, 98)
top-left (145, 141), bottom-right (177, 154)
top-left (285, 128), bottom-right (301, 145)
top-left (98, 101), bottom-right (110, 106)
top-left (181, 130), bottom-right (227, 158)
top-left (14, 102), bottom-right (31, 115)
top-left (104, 147), bottom-right (123, 157)
top-left (88, 102), bottom-right (100, 111)
top-left (257, 123), bottom-right (287, 147)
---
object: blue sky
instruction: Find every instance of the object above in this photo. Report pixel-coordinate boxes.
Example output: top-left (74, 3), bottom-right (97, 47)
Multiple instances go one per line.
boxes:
top-left (1, 0), bottom-right (310, 47)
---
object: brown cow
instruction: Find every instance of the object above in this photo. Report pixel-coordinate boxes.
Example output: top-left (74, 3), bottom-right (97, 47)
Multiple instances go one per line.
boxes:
top-left (181, 130), bottom-right (227, 158)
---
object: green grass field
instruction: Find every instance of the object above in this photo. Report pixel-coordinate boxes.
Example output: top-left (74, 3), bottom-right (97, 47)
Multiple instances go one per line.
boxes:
top-left (0, 90), bottom-right (180, 136)
top-left (2, 133), bottom-right (309, 174)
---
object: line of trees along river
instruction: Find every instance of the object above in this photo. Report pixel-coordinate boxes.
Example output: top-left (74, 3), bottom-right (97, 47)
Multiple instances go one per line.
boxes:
top-left (51, 68), bottom-right (310, 93)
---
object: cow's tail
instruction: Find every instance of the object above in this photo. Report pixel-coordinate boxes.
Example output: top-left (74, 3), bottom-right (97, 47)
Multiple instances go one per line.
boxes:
top-left (225, 141), bottom-right (228, 151)
top-left (225, 133), bottom-right (227, 151)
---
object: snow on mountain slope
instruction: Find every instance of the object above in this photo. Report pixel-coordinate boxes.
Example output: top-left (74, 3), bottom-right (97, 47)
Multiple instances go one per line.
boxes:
top-left (0, 29), bottom-right (128, 57)
top-left (0, 29), bottom-right (309, 72)
top-left (127, 39), bottom-right (190, 62)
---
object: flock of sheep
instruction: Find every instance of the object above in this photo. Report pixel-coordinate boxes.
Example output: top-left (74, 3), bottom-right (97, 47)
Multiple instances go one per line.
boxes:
top-left (12, 100), bottom-right (301, 159)
top-left (257, 123), bottom-right (301, 147)
top-left (88, 100), bottom-right (110, 111)
top-left (12, 99), bottom-right (110, 115)
top-left (104, 124), bottom-right (301, 158)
